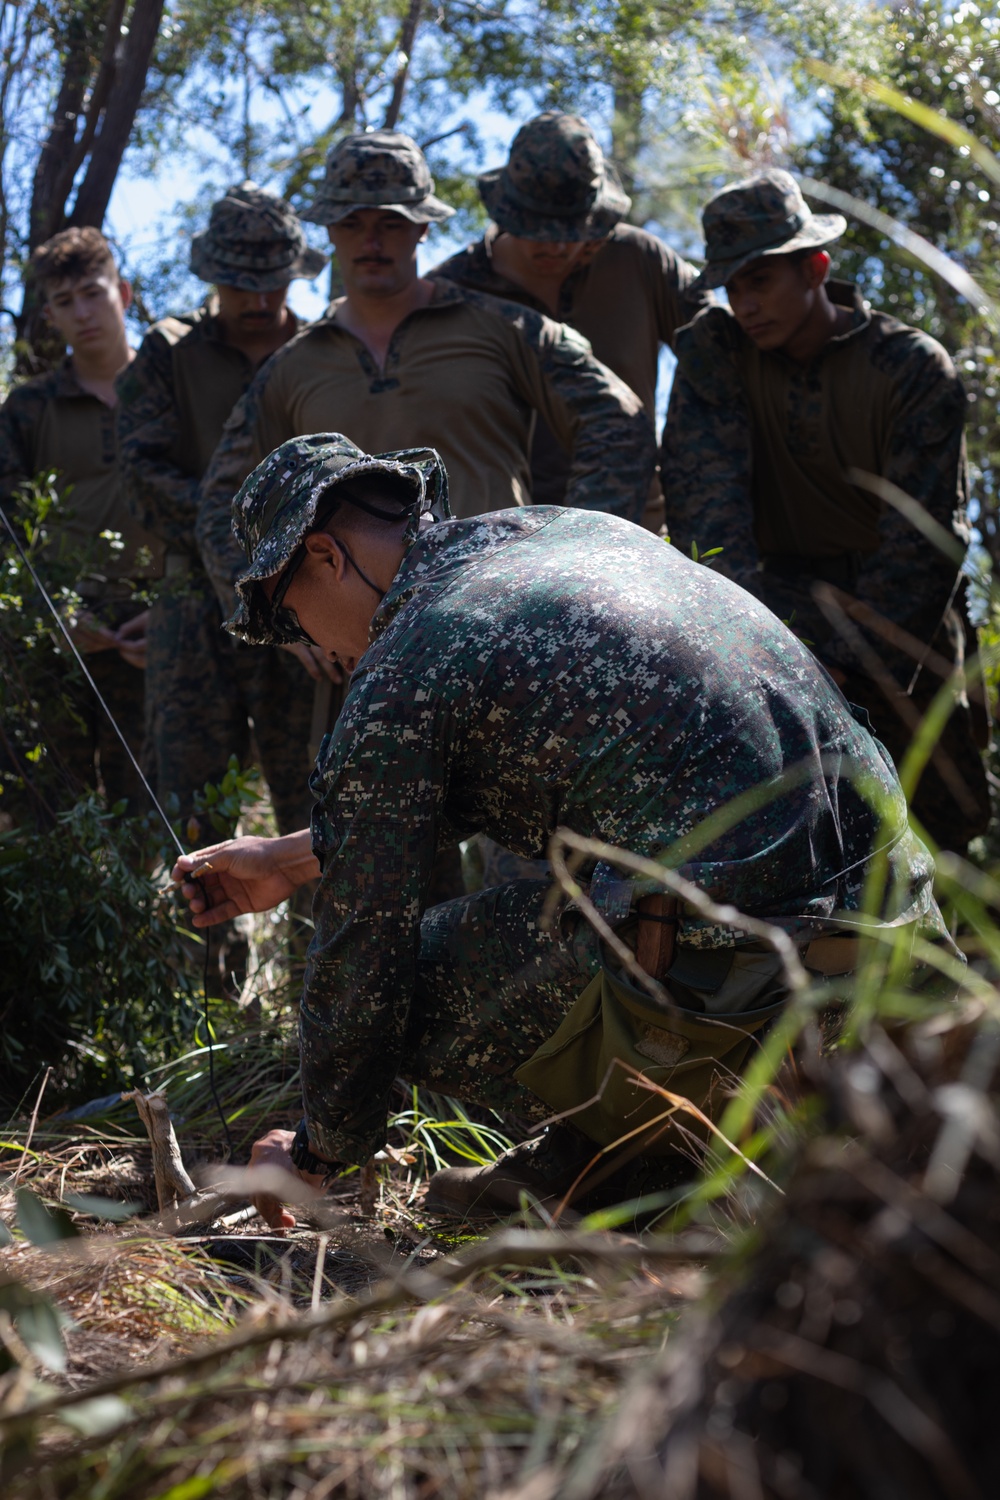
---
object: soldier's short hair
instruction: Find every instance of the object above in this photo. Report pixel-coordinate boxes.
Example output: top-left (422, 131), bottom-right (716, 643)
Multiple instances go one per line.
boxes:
top-left (32, 226), bottom-right (118, 297)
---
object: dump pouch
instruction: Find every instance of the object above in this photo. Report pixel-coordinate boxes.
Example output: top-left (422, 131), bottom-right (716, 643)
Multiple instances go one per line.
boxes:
top-left (514, 961), bottom-right (787, 1154)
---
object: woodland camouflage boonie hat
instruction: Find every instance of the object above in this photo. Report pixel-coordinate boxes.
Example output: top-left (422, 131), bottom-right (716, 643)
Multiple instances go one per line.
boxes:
top-left (189, 182), bottom-right (327, 291)
top-left (478, 112), bottom-right (631, 242)
top-left (301, 131), bottom-right (455, 226)
top-left (227, 433), bottom-right (451, 646)
top-left (693, 168), bottom-right (846, 290)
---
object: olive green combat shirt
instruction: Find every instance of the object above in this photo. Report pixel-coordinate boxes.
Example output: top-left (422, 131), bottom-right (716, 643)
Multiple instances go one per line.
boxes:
top-left (116, 304), bottom-right (300, 569)
top-left (433, 223), bottom-right (709, 512)
top-left (196, 278), bottom-right (655, 605)
top-left (661, 283), bottom-right (969, 677)
top-left (0, 360), bottom-right (163, 601)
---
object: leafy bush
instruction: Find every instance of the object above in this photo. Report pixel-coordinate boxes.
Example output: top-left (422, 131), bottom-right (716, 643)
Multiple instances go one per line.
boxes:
top-left (0, 796), bottom-right (200, 1109)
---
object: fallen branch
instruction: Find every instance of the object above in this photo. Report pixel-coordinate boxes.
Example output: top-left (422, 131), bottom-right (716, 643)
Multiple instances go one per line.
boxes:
top-left (121, 1089), bottom-right (195, 1209)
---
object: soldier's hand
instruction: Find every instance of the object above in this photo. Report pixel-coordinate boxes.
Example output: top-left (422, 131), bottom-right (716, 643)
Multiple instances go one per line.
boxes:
top-left (247, 1129), bottom-right (329, 1231)
top-left (115, 609), bottom-right (150, 669)
top-left (70, 611), bottom-right (119, 654)
top-left (283, 640), bottom-right (345, 684)
top-left (171, 830), bottom-right (320, 927)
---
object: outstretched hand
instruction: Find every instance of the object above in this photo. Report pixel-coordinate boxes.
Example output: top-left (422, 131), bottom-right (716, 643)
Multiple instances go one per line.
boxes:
top-left (171, 829), bottom-right (319, 928)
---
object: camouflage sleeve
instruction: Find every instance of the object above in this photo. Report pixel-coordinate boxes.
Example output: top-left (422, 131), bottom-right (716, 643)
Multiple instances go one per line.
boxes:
top-left (660, 311), bottom-right (761, 585)
top-left (301, 669), bottom-right (453, 1164)
top-left (196, 370), bottom-right (269, 608)
top-left (822, 330), bottom-right (969, 674)
top-left (0, 384), bottom-right (40, 517)
top-left (115, 331), bottom-right (199, 554)
top-left (468, 288), bottom-right (656, 523)
top-left (646, 237), bottom-right (714, 346)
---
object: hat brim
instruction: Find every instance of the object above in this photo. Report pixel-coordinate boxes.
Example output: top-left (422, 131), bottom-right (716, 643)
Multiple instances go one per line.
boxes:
top-left (227, 445), bottom-right (447, 647)
top-left (190, 238), bottom-right (328, 288)
top-left (690, 214), bottom-right (847, 291)
top-left (477, 167), bottom-right (630, 242)
top-left (300, 195), bottom-right (455, 227)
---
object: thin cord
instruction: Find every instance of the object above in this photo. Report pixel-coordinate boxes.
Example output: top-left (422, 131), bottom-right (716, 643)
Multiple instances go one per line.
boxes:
top-left (2, 510), bottom-right (235, 1155)
top-left (0, 508), bottom-right (183, 858)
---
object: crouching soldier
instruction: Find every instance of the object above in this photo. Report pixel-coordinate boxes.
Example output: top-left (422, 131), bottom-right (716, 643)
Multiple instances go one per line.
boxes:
top-left (173, 434), bottom-right (953, 1223)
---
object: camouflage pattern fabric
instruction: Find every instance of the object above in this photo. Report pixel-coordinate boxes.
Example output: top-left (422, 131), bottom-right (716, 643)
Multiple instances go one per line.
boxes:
top-left (196, 281), bottom-right (655, 603)
top-left (692, 169), bottom-right (846, 290)
top-left (246, 503), bottom-right (945, 1165)
top-left (115, 304), bottom-right (316, 835)
top-left (189, 181), bottom-right (326, 291)
top-left (660, 284), bottom-right (989, 848)
top-left (476, 111), bottom-right (630, 241)
top-left (55, 620), bottom-right (148, 814)
top-left (146, 576), bottom-right (315, 836)
top-left (302, 131), bottom-right (454, 226)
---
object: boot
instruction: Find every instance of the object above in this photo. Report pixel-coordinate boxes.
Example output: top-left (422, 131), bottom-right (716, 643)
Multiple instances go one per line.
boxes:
top-left (423, 1122), bottom-right (600, 1220)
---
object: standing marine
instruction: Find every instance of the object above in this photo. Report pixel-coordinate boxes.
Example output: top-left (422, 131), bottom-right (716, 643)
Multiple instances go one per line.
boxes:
top-left (434, 110), bottom-right (710, 529)
top-left (116, 184), bottom-right (328, 841)
top-left (0, 227), bottom-right (162, 816)
top-left (174, 435), bottom-right (951, 1224)
top-left (661, 169), bottom-right (989, 852)
top-left (195, 132), bottom-right (655, 608)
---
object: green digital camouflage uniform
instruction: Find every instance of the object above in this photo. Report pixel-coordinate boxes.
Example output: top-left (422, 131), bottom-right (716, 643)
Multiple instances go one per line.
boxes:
top-left (226, 434), bottom-right (948, 1168)
top-left (116, 183), bottom-right (327, 836)
top-left (661, 169), bottom-right (989, 852)
top-left (0, 360), bottom-right (164, 812)
top-left (432, 112), bottom-right (710, 522)
top-left (195, 132), bottom-right (655, 607)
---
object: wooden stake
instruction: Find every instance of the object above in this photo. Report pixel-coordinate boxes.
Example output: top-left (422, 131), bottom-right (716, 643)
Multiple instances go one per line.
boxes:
top-left (122, 1088), bottom-right (196, 1210)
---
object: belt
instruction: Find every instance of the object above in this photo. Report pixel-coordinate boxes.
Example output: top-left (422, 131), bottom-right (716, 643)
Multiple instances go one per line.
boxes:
top-left (633, 900), bottom-right (859, 983)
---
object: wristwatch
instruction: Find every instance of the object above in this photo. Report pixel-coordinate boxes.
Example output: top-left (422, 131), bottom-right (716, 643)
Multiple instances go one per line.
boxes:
top-left (289, 1118), bottom-right (341, 1184)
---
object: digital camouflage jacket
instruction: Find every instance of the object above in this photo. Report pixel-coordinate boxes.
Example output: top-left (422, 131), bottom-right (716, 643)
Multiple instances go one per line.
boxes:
top-left (660, 283), bottom-right (969, 678)
top-left (301, 506), bottom-right (939, 1163)
top-left (196, 279), bottom-right (655, 605)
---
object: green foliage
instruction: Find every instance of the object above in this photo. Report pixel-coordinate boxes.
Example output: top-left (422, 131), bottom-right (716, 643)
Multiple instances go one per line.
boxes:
top-left (0, 794), bottom-right (201, 1108)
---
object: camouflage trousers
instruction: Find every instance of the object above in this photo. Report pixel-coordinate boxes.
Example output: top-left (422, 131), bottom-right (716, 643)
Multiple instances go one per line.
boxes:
top-left (146, 580), bottom-right (316, 839)
top-left (400, 878), bottom-right (602, 1123)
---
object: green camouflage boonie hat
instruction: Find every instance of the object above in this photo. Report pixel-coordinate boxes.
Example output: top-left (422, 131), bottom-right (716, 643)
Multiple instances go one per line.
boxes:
top-left (301, 131), bottom-right (455, 227)
top-left (693, 169), bottom-right (846, 290)
top-left (227, 433), bottom-right (451, 646)
top-left (190, 182), bottom-right (327, 290)
top-left (478, 112), bottom-right (631, 242)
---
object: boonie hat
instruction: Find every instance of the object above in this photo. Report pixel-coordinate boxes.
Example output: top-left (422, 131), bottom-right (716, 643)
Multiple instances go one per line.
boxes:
top-left (190, 182), bottom-right (326, 290)
top-left (302, 131), bottom-right (455, 226)
top-left (227, 433), bottom-right (451, 647)
top-left (693, 168), bottom-right (846, 290)
top-left (478, 112), bottom-right (631, 242)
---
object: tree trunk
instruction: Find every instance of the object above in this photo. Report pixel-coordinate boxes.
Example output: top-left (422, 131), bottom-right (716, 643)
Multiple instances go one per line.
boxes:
top-left (383, 0), bottom-right (423, 130)
top-left (70, 0), bottom-right (165, 228)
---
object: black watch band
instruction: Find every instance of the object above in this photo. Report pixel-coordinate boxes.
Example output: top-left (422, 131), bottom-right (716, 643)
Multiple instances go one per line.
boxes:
top-left (289, 1118), bottom-right (340, 1181)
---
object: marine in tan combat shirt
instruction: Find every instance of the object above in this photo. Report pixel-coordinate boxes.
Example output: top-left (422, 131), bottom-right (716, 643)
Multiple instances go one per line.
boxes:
top-left (195, 131), bottom-right (656, 608)
top-left (433, 110), bottom-right (711, 530)
top-left (0, 227), bottom-right (162, 814)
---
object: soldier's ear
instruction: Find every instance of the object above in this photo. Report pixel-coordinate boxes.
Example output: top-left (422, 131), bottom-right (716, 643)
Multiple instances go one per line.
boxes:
top-left (119, 278), bottom-right (133, 311)
top-left (803, 251), bottom-right (830, 291)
